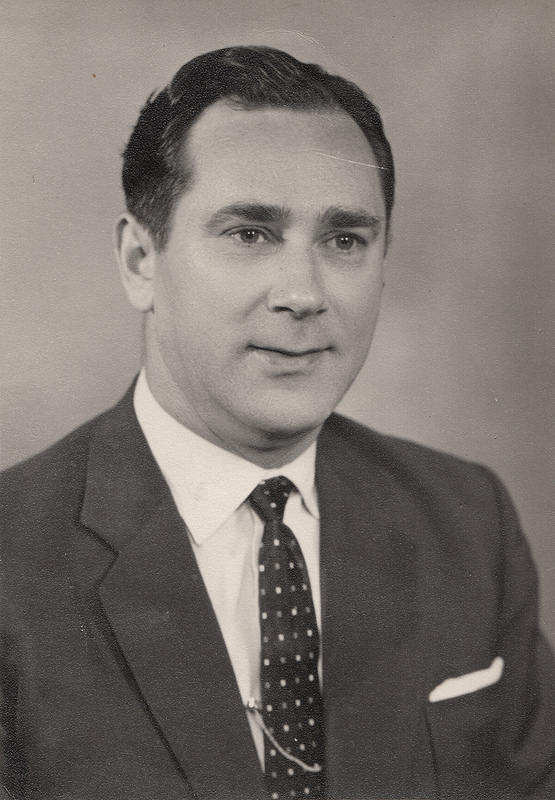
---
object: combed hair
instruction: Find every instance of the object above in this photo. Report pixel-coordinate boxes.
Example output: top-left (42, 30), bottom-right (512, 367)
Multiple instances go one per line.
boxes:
top-left (122, 46), bottom-right (395, 251)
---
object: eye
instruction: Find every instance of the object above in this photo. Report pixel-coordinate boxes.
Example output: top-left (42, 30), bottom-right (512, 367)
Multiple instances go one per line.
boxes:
top-left (326, 233), bottom-right (367, 253)
top-left (335, 235), bottom-right (356, 251)
top-left (230, 228), bottom-right (269, 245)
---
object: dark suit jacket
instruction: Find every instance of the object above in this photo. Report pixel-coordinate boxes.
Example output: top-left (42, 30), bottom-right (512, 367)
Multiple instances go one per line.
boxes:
top-left (1, 387), bottom-right (554, 800)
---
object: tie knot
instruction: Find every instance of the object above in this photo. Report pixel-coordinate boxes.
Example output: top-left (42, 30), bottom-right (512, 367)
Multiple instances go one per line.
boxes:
top-left (248, 476), bottom-right (295, 523)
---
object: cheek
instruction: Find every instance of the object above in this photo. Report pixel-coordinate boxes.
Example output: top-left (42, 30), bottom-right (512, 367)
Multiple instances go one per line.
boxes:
top-left (336, 276), bottom-right (383, 334)
top-left (158, 278), bottom-right (244, 367)
top-left (166, 249), bottom-right (255, 323)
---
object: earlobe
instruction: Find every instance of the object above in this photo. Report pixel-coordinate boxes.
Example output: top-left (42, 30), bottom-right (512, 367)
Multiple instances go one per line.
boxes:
top-left (115, 214), bottom-right (156, 312)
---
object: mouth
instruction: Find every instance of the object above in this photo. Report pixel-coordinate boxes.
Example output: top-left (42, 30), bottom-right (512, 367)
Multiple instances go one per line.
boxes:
top-left (248, 345), bottom-right (330, 369)
top-left (251, 345), bottom-right (328, 356)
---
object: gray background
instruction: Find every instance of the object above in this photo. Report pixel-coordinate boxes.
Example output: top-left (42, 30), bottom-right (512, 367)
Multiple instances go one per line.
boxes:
top-left (1, 0), bottom-right (554, 647)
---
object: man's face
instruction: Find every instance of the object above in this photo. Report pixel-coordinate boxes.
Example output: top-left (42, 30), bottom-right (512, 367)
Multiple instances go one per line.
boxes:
top-left (140, 102), bottom-right (387, 460)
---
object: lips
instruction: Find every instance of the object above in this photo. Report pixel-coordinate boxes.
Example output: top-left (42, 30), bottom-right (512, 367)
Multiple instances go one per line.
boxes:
top-left (251, 346), bottom-right (328, 357)
top-left (248, 344), bottom-right (330, 370)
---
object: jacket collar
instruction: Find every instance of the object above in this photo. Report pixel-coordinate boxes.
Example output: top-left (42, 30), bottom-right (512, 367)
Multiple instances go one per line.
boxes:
top-left (81, 387), bottom-right (268, 800)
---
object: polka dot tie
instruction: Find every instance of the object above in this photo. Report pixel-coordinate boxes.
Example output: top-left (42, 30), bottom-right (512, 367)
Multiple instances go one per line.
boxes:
top-left (249, 476), bottom-right (326, 800)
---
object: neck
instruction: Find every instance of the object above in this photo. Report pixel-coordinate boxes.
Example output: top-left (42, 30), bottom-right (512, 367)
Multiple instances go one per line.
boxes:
top-left (143, 362), bottom-right (322, 469)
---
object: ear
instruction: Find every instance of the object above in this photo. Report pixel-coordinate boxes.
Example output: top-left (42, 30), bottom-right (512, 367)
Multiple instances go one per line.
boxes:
top-left (114, 214), bottom-right (158, 312)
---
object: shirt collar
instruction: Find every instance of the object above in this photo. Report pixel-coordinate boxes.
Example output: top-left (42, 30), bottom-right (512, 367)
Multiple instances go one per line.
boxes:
top-left (133, 369), bottom-right (319, 545)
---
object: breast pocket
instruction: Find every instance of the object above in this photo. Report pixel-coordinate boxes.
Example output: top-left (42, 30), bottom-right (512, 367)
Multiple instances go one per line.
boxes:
top-left (425, 680), bottom-right (512, 799)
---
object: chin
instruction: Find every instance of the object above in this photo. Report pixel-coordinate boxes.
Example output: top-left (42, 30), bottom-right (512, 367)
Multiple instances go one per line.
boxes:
top-left (245, 397), bottom-right (335, 442)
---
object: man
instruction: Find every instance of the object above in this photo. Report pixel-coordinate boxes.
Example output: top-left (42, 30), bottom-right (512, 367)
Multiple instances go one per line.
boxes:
top-left (1, 45), bottom-right (553, 800)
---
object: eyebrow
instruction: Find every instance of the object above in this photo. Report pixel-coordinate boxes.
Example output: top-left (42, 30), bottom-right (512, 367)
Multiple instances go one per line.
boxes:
top-left (318, 206), bottom-right (382, 230)
top-left (204, 203), bottom-right (291, 231)
top-left (204, 202), bottom-right (381, 232)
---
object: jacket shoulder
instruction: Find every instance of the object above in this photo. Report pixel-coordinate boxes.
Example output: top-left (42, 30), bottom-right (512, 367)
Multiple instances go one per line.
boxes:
top-left (320, 412), bottom-right (501, 505)
top-left (319, 413), bottom-right (529, 599)
top-left (323, 411), bottom-right (482, 471)
top-left (2, 416), bottom-right (96, 500)
top-left (0, 412), bottom-right (112, 556)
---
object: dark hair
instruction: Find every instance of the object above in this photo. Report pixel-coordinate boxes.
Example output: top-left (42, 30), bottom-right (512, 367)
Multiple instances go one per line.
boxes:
top-left (122, 45), bottom-right (395, 251)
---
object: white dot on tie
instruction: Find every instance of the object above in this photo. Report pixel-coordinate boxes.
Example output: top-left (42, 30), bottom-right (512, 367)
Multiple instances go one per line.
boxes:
top-left (281, 701), bottom-right (288, 709)
top-left (308, 674), bottom-right (314, 681)
top-left (287, 767), bottom-right (294, 776)
top-left (309, 718), bottom-right (315, 726)
top-left (271, 793), bottom-right (278, 800)
top-left (264, 658), bottom-right (270, 666)
top-left (278, 634), bottom-right (284, 641)
top-left (307, 629), bottom-right (313, 637)
top-left (266, 704), bottom-right (273, 711)
top-left (276, 610), bottom-right (283, 618)
top-left (275, 587), bottom-right (282, 594)
top-left (259, 565), bottom-right (265, 572)
top-left (263, 636), bottom-right (269, 643)
top-left (270, 502), bottom-right (277, 508)
top-left (295, 677), bottom-right (300, 684)
top-left (275, 563), bottom-right (280, 570)
top-left (283, 724), bottom-right (290, 732)
top-left (308, 697), bottom-right (313, 703)
top-left (289, 561), bottom-right (294, 569)
top-left (260, 589), bottom-right (265, 596)
top-left (309, 652), bottom-right (314, 659)
top-left (270, 749), bottom-right (276, 757)
top-left (280, 657), bottom-right (286, 664)
top-left (291, 586), bottom-right (296, 592)
top-left (291, 608), bottom-right (297, 616)
top-left (274, 538), bottom-right (280, 546)
top-left (295, 654), bottom-right (301, 661)
top-left (302, 583), bottom-right (307, 591)
top-left (293, 632), bottom-right (298, 639)
top-left (299, 743), bottom-right (306, 751)
top-left (261, 612), bottom-right (267, 620)
top-left (280, 679), bottom-right (287, 687)
top-left (304, 787), bottom-right (310, 795)
top-left (295, 699), bottom-right (301, 707)
top-left (265, 681), bottom-right (271, 689)
top-left (271, 771), bottom-right (277, 778)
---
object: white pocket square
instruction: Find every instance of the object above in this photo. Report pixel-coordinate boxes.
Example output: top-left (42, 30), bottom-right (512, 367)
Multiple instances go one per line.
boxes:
top-left (428, 656), bottom-right (504, 703)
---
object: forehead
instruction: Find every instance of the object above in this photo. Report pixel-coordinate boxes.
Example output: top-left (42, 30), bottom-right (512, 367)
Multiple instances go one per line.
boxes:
top-left (182, 101), bottom-right (385, 215)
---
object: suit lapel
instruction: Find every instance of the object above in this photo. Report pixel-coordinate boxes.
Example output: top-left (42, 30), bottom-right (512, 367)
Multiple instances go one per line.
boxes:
top-left (317, 417), bottom-right (435, 799)
top-left (81, 391), bottom-right (267, 800)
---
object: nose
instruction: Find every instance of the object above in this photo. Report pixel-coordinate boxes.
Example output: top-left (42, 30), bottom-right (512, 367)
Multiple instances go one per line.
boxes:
top-left (267, 248), bottom-right (327, 319)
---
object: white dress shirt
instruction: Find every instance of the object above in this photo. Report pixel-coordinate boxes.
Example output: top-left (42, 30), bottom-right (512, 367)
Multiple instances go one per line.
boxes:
top-left (133, 370), bottom-right (321, 766)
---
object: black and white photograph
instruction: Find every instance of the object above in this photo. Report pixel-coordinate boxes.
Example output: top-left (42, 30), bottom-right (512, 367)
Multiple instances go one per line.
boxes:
top-left (1, 2), bottom-right (554, 798)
